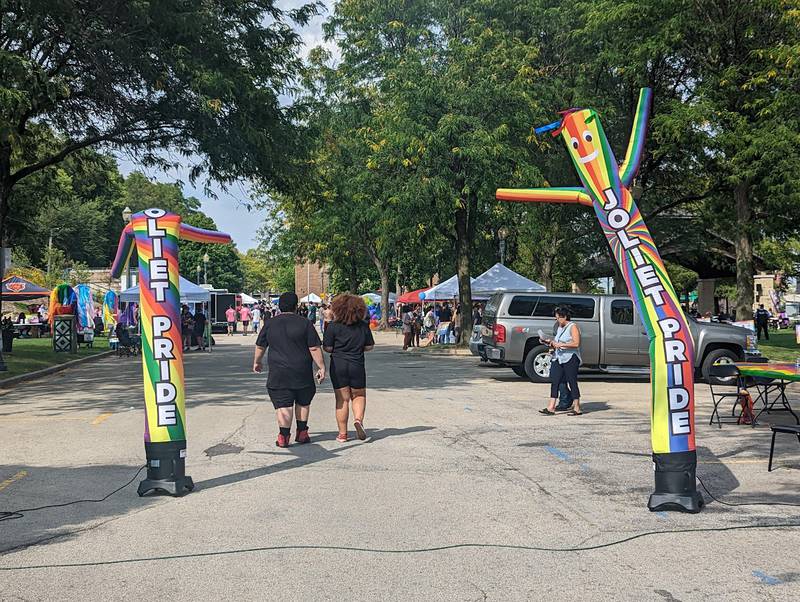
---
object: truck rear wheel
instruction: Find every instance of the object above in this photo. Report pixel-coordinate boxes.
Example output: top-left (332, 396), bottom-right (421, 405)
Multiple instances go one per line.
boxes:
top-left (701, 348), bottom-right (740, 385)
top-left (524, 344), bottom-right (552, 383)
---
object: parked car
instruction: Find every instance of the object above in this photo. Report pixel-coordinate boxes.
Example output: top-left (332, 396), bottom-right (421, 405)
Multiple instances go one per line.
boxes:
top-left (468, 324), bottom-right (485, 359)
top-left (480, 291), bottom-right (762, 385)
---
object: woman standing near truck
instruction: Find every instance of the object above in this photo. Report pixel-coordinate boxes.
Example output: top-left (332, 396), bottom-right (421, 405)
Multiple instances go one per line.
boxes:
top-left (540, 307), bottom-right (583, 416)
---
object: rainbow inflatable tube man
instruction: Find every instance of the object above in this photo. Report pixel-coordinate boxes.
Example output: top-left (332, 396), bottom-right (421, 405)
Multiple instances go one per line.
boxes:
top-left (497, 89), bottom-right (703, 513)
top-left (111, 208), bottom-right (231, 496)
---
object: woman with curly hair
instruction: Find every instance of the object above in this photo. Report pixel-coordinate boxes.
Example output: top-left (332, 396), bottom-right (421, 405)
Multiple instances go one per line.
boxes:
top-left (323, 294), bottom-right (375, 441)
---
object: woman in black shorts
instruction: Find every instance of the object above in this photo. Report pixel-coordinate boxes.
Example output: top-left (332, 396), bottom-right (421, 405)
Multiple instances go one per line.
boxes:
top-left (323, 294), bottom-right (375, 442)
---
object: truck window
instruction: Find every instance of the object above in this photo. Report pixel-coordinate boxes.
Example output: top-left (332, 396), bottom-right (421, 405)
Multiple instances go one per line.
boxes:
top-left (533, 296), bottom-right (595, 319)
top-left (611, 299), bottom-right (634, 325)
top-left (485, 293), bottom-right (502, 316)
top-left (508, 295), bottom-right (539, 316)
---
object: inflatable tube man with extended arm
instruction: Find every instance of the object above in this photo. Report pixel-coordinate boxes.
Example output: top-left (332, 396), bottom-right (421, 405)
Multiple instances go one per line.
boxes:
top-left (111, 209), bottom-right (231, 496)
top-left (497, 89), bottom-right (703, 512)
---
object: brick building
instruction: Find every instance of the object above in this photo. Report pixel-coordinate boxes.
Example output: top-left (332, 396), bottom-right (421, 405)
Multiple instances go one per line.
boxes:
top-left (295, 261), bottom-right (328, 300)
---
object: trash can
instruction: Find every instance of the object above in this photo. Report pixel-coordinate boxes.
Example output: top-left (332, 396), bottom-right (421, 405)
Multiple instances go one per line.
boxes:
top-left (1, 328), bottom-right (13, 353)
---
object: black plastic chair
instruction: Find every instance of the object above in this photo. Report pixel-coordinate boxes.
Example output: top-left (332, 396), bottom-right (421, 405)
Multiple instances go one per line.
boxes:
top-left (708, 363), bottom-right (743, 428)
top-left (768, 425), bottom-right (800, 471)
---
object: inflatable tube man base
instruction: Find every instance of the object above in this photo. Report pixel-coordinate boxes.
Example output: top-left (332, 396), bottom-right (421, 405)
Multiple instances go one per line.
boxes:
top-left (648, 450), bottom-right (703, 513)
top-left (137, 441), bottom-right (193, 497)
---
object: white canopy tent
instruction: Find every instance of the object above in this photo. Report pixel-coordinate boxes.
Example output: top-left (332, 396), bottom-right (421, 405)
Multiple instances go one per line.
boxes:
top-left (422, 274), bottom-right (474, 300)
top-left (300, 293), bottom-right (322, 304)
top-left (471, 263), bottom-right (545, 298)
top-left (240, 292), bottom-right (258, 305)
top-left (120, 275), bottom-right (211, 303)
top-left (361, 292), bottom-right (397, 305)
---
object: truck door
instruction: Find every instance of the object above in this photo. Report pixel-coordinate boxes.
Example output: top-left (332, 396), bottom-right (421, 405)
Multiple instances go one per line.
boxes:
top-left (602, 298), bottom-right (647, 366)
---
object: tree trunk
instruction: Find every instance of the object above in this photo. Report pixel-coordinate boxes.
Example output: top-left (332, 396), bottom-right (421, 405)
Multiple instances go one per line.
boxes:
top-left (0, 183), bottom-right (10, 371)
top-left (366, 245), bottom-right (390, 330)
top-left (395, 264), bottom-right (402, 297)
top-left (734, 182), bottom-right (754, 320)
top-left (541, 255), bottom-right (554, 291)
top-left (347, 254), bottom-right (358, 294)
top-left (454, 201), bottom-right (473, 346)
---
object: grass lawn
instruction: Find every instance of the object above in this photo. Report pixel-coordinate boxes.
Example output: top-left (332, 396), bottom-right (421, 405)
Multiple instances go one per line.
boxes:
top-left (0, 336), bottom-right (110, 381)
top-left (756, 329), bottom-right (800, 363)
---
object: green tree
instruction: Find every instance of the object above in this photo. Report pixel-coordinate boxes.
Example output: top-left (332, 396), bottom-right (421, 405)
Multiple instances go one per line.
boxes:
top-left (0, 0), bottom-right (317, 368)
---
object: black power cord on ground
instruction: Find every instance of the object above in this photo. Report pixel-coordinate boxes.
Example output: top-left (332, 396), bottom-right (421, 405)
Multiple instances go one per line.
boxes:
top-left (0, 465), bottom-right (146, 523)
top-left (696, 475), bottom-right (800, 508)
top-left (1, 467), bottom-right (798, 572)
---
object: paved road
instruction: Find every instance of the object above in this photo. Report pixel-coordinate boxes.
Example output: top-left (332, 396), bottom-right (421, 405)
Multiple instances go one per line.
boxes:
top-left (0, 331), bottom-right (798, 600)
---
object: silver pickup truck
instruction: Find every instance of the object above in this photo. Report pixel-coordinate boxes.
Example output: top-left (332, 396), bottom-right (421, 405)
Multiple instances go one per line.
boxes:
top-left (480, 291), bottom-right (761, 384)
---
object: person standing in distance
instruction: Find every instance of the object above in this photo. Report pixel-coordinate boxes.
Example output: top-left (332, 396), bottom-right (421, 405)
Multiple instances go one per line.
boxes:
top-left (239, 304), bottom-right (252, 335)
top-left (323, 294), bottom-right (375, 441)
top-left (225, 305), bottom-right (236, 336)
top-left (251, 304), bottom-right (261, 335)
top-left (754, 303), bottom-right (771, 341)
top-left (253, 292), bottom-right (326, 447)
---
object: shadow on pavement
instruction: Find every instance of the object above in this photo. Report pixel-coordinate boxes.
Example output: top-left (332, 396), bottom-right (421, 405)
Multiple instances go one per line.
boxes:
top-left (0, 463), bottom-right (157, 556)
top-left (197, 426), bottom-right (434, 492)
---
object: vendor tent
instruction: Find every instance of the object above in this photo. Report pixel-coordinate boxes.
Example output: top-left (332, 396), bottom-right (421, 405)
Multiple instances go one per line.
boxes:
top-left (1, 276), bottom-right (50, 301)
top-left (471, 263), bottom-right (545, 297)
top-left (361, 292), bottom-right (396, 305)
top-left (300, 293), bottom-right (322, 304)
top-left (240, 292), bottom-right (257, 304)
top-left (396, 288), bottom-right (428, 304)
top-left (120, 276), bottom-right (210, 303)
top-left (422, 274), bottom-right (474, 300)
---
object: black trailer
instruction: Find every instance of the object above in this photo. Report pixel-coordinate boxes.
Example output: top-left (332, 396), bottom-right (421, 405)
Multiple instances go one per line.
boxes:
top-left (210, 292), bottom-right (237, 333)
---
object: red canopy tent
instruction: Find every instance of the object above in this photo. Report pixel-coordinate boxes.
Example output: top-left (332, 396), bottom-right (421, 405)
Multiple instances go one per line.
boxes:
top-left (396, 288), bottom-right (428, 304)
top-left (2, 276), bottom-right (50, 301)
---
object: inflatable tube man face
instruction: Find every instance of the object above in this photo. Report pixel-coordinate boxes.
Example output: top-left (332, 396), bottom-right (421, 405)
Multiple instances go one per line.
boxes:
top-left (111, 209), bottom-right (231, 444)
top-left (497, 90), bottom-right (703, 512)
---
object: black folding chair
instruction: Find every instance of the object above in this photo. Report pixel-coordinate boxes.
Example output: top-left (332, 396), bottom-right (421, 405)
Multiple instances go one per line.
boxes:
top-left (768, 425), bottom-right (800, 471)
top-left (708, 363), bottom-right (744, 428)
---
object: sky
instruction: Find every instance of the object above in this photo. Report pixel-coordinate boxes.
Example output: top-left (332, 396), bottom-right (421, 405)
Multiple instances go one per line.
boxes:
top-left (115, 1), bottom-right (336, 251)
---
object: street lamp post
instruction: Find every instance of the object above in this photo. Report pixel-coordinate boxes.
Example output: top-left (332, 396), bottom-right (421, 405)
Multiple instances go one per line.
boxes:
top-left (498, 226), bottom-right (509, 265)
top-left (196, 264), bottom-right (201, 284)
top-left (202, 252), bottom-right (209, 285)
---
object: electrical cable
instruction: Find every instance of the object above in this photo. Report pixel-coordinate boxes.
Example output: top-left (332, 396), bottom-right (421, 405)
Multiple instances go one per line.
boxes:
top-left (1, 467), bottom-right (799, 572)
top-left (0, 465), bottom-right (146, 523)
top-left (696, 475), bottom-right (800, 508)
top-left (1, 522), bottom-right (799, 571)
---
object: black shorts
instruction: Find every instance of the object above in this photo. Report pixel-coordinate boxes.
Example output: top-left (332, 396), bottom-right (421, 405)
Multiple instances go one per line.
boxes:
top-left (330, 357), bottom-right (367, 390)
top-left (267, 386), bottom-right (316, 409)
top-left (227, 321), bottom-right (235, 328)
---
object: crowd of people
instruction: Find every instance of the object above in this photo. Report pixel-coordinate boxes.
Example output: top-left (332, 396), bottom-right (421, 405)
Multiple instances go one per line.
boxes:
top-left (398, 302), bottom-right (484, 350)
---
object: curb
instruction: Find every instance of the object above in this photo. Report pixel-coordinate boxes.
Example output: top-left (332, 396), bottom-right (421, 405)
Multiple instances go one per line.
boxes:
top-left (0, 350), bottom-right (116, 389)
top-left (401, 347), bottom-right (475, 357)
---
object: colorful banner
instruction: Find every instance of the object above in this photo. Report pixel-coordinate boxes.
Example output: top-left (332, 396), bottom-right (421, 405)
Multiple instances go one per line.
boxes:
top-left (111, 209), bottom-right (231, 446)
top-left (102, 290), bottom-right (118, 330)
top-left (497, 89), bottom-right (702, 511)
top-left (76, 284), bottom-right (94, 330)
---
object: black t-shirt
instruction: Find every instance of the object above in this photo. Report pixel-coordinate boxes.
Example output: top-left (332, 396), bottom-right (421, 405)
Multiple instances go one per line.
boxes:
top-left (256, 313), bottom-right (321, 389)
top-left (322, 321), bottom-right (375, 365)
top-left (439, 307), bottom-right (453, 322)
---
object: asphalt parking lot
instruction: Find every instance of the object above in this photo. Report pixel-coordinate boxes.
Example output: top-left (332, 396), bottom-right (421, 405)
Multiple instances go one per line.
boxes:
top-left (0, 332), bottom-right (798, 600)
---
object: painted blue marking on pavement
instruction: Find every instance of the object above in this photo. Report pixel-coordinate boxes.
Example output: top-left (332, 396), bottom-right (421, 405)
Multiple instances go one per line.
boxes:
top-left (464, 406), bottom-right (472, 412)
top-left (655, 511), bottom-right (669, 519)
top-left (544, 445), bottom-right (571, 462)
top-left (752, 571), bottom-right (782, 586)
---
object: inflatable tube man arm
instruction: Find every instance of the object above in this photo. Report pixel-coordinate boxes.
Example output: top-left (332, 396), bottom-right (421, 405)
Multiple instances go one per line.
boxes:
top-left (110, 221), bottom-right (232, 278)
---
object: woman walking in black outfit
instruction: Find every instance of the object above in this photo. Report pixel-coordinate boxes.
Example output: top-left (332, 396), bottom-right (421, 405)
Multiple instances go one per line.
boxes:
top-left (323, 294), bottom-right (375, 442)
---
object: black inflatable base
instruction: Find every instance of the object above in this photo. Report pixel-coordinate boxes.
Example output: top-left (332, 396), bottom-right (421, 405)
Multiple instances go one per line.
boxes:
top-left (138, 440), bottom-right (193, 497)
top-left (137, 476), bottom-right (194, 497)
top-left (648, 450), bottom-right (704, 514)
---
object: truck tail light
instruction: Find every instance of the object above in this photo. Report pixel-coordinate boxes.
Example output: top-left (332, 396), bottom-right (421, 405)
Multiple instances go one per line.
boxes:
top-left (493, 323), bottom-right (506, 344)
